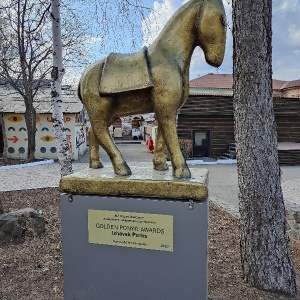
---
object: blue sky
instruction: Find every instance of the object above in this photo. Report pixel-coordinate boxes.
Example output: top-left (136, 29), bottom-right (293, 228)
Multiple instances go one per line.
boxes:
top-left (70, 0), bottom-right (300, 84)
top-left (141, 0), bottom-right (300, 81)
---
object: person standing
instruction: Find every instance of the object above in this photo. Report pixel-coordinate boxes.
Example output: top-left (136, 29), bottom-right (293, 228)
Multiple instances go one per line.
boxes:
top-left (146, 136), bottom-right (154, 153)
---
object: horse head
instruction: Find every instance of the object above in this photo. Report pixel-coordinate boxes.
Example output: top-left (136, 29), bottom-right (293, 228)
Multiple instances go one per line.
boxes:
top-left (196, 0), bottom-right (227, 67)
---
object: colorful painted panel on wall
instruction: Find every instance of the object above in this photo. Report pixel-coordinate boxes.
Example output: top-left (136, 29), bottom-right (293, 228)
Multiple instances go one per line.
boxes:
top-left (5, 113), bottom-right (70, 159)
top-left (6, 114), bottom-right (29, 158)
top-left (35, 114), bottom-right (75, 158)
top-left (5, 113), bottom-right (86, 160)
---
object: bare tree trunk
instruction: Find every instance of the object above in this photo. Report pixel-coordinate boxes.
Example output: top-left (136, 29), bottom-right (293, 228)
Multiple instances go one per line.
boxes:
top-left (0, 114), bottom-right (7, 164)
top-left (0, 114), bottom-right (4, 214)
top-left (232, 0), bottom-right (296, 295)
top-left (24, 103), bottom-right (36, 161)
top-left (51, 0), bottom-right (73, 176)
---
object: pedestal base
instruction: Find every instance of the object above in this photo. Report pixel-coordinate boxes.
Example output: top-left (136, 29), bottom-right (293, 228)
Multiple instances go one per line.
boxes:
top-left (61, 194), bottom-right (208, 300)
top-left (59, 165), bottom-right (208, 201)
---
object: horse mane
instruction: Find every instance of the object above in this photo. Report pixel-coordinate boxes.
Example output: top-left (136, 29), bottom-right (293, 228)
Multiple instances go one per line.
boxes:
top-left (151, 0), bottom-right (203, 45)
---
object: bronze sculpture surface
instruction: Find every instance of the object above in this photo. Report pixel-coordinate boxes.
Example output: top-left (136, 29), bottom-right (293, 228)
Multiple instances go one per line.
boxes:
top-left (78, 0), bottom-right (226, 179)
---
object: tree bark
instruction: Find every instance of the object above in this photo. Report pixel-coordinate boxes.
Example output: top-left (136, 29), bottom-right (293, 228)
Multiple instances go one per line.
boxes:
top-left (0, 114), bottom-right (8, 164)
top-left (232, 0), bottom-right (296, 295)
top-left (51, 0), bottom-right (73, 176)
top-left (24, 102), bottom-right (36, 161)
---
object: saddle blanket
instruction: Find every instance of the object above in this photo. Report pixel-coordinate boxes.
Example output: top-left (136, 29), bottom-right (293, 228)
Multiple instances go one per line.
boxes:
top-left (99, 46), bottom-right (154, 95)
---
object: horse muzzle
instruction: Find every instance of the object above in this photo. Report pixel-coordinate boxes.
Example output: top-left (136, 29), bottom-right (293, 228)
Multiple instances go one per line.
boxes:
top-left (205, 51), bottom-right (225, 68)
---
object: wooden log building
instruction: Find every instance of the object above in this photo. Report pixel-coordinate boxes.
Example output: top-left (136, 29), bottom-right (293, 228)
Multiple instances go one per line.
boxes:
top-left (177, 74), bottom-right (300, 164)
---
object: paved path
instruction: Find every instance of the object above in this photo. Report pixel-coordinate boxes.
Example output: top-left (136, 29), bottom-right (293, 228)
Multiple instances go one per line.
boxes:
top-left (1, 143), bottom-right (300, 216)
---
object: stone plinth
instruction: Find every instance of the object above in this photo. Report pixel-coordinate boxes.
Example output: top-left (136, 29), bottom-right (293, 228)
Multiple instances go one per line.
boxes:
top-left (59, 164), bottom-right (208, 201)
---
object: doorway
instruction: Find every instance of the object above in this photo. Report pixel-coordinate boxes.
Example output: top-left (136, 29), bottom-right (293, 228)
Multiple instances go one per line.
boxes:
top-left (193, 130), bottom-right (210, 157)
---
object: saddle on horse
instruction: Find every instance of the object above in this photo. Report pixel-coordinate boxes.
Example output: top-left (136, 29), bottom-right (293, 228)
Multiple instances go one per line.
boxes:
top-left (99, 46), bottom-right (154, 96)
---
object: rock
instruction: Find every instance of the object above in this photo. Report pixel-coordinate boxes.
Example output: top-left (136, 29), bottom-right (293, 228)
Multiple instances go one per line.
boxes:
top-left (0, 230), bottom-right (6, 239)
top-left (11, 222), bottom-right (24, 237)
top-left (0, 208), bottom-right (45, 240)
top-left (1, 220), bottom-right (15, 233)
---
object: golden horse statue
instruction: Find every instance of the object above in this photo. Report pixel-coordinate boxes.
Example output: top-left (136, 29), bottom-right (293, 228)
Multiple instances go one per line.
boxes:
top-left (78, 0), bottom-right (226, 178)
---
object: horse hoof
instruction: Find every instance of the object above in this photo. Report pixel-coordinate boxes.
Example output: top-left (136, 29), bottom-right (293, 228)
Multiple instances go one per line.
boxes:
top-left (90, 160), bottom-right (104, 169)
top-left (114, 162), bottom-right (132, 176)
top-left (153, 156), bottom-right (168, 171)
top-left (154, 163), bottom-right (169, 171)
top-left (173, 166), bottom-right (191, 179)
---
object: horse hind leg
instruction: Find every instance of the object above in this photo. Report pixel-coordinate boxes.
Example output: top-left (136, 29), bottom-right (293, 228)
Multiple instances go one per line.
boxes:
top-left (91, 116), bottom-right (131, 176)
top-left (153, 126), bottom-right (168, 171)
top-left (156, 113), bottom-right (191, 179)
top-left (88, 127), bottom-right (103, 169)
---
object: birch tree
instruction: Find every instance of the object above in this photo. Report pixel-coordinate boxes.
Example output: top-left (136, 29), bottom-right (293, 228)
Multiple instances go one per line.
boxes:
top-left (50, 0), bottom-right (72, 176)
top-left (232, 0), bottom-right (296, 295)
top-left (0, 9), bottom-right (7, 162)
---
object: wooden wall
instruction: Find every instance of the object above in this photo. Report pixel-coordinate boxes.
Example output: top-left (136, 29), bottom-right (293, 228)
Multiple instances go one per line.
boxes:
top-left (179, 96), bottom-right (233, 116)
top-left (276, 117), bottom-right (300, 143)
top-left (278, 150), bottom-right (300, 165)
top-left (178, 95), bottom-right (234, 157)
top-left (275, 98), bottom-right (300, 164)
top-left (273, 97), bottom-right (300, 117)
top-left (178, 95), bottom-right (300, 163)
top-left (177, 115), bottom-right (234, 158)
top-left (274, 98), bottom-right (300, 143)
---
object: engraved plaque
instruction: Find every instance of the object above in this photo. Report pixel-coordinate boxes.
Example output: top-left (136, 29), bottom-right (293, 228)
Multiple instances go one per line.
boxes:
top-left (88, 210), bottom-right (174, 252)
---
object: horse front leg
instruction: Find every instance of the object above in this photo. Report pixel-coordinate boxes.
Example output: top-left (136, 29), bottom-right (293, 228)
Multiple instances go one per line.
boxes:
top-left (153, 125), bottom-right (168, 171)
top-left (88, 127), bottom-right (103, 169)
top-left (156, 113), bottom-right (191, 179)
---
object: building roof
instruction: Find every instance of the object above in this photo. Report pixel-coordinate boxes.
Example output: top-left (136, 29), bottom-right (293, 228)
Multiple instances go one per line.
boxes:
top-left (190, 74), bottom-right (233, 89)
top-left (282, 79), bottom-right (300, 89)
top-left (189, 74), bottom-right (300, 97)
top-left (273, 79), bottom-right (289, 90)
top-left (189, 74), bottom-right (233, 96)
top-left (0, 81), bottom-right (83, 113)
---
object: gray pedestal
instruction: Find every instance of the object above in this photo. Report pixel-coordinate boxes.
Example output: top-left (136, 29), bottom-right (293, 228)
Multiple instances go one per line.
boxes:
top-left (60, 194), bottom-right (208, 300)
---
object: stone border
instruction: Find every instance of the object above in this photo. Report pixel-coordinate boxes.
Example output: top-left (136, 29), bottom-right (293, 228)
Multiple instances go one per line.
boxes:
top-left (0, 159), bottom-right (54, 170)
